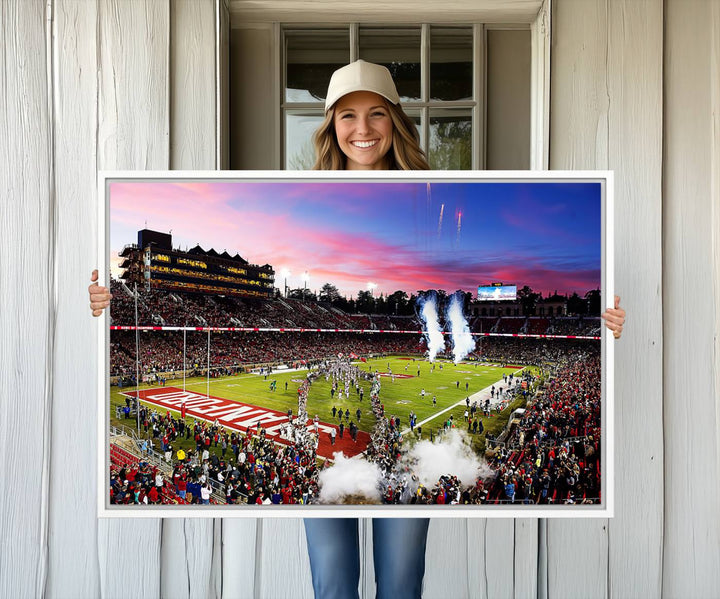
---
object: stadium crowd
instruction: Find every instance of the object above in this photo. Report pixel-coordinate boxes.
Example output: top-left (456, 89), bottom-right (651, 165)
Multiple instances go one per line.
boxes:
top-left (110, 330), bottom-right (423, 378)
top-left (110, 296), bottom-right (601, 384)
top-left (109, 279), bottom-right (417, 331)
top-left (470, 314), bottom-right (601, 337)
top-left (108, 276), bottom-right (603, 507)
top-left (110, 280), bottom-right (598, 337)
top-left (481, 351), bottom-right (601, 504)
top-left (111, 406), bottom-right (322, 505)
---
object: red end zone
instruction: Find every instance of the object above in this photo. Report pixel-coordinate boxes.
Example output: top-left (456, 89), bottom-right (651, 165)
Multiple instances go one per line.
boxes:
top-left (126, 387), bottom-right (369, 460)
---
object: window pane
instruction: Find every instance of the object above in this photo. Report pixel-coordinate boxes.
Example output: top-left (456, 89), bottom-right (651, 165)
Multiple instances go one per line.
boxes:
top-left (285, 112), bottom-right (324, 169)
top-left (359, 28), bottom-right (421, 102)
top-left (402, 109), bottom-right (423, 148)
top-left (286, 30), bottom-right (349, 103)
top-left (429, 109), bottom-right (472, 170)
top-left (430, 27), bottom-right (473, 101)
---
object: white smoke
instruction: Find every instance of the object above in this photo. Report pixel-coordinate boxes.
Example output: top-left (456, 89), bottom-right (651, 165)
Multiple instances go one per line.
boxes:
top-left (446, 292), bottom-right (476, 364)
top-left (403, 429), bottom-right (493, 488)
top-left (317, 452), bottom-right (383, 504)
top-left (417, 293), bottom-right (445, 361)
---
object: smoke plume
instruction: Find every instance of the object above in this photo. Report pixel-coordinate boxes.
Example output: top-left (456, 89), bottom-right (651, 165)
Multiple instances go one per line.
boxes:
top-left (446, 292), bottom-right (476, 364)
top-left (317, 452), bottom-right (383, 504)
top-left (416, 292), bottom-right (445, 361)
top-left (403, 429), bottom-right (493, 488)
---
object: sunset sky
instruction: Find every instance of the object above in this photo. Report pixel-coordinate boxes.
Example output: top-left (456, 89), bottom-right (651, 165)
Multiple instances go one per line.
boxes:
top-left (110, 179), bottom-right (602, 298)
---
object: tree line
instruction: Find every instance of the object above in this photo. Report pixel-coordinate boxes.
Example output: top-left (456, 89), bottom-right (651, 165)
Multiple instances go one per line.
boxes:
top-left (282, 283), bottom-right (602, 317)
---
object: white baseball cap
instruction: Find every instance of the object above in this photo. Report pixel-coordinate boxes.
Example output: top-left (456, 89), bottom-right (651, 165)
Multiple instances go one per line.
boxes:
top-left (324, 60), bottom-right (400, 112)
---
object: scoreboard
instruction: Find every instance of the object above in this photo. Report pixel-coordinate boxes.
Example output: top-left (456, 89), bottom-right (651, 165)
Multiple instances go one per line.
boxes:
top-left (477, 283), bottom-right (517, 301)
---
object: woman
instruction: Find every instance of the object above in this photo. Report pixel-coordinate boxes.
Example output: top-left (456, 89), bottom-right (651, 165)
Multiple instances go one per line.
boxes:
top-left (302, 60), bottom-right (432, 599)
top-left (89, 60), bottom-right (626, 599)
top-left (311, 60), bottom-right (428, 172)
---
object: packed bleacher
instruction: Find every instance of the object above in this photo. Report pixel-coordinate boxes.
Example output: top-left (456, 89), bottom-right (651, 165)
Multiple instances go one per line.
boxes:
top-left (111, 331), bottom-right (601, 381)
top-left (110, 279), bottom-right (418, 330)
top-left (110, 330), bottom-right (423, 378)
top-left (482, 350), bottom-right (601, 504)
top-left (110, 404), bottom-right (322, 505)
top-left (549, 316), bottom-right (601, 336)
top-left (110, 280), bottom-right (600, 382)
top-left (110, 279), bottom-right (599, 335)
top-left (473, 337), bottom-right (595, 365)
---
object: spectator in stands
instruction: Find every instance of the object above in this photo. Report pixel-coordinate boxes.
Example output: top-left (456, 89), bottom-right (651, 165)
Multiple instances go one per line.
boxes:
top-left (200, 482), bottom-right (212, 505)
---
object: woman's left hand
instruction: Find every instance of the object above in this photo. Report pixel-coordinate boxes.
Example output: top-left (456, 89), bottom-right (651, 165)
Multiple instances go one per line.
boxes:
top-left (601, 295), bottom-right (625, 339)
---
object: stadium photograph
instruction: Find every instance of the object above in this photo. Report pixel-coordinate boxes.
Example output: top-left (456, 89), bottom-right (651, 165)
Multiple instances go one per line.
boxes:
top-left (104, 175), bottom-right (607, 513)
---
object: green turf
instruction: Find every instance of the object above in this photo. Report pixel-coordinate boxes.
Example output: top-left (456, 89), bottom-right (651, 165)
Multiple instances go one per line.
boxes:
top-left (110, 356), bottom-right (530, 456)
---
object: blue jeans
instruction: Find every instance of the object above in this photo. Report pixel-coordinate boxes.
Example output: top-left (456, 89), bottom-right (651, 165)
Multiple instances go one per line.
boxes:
top-left (303, 518), bottom-right (430, 599)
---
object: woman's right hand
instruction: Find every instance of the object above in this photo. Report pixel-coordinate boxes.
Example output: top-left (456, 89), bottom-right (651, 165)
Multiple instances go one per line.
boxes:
top-left (89, 269), bottom-right (112, 316)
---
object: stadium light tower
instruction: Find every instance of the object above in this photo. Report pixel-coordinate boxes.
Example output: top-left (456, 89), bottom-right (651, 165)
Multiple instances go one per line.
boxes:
top-left (302, 271), bottom-right (310, 300)
top-left (367, 282), bottom-right (378, 313)
top-left (281, 267), bottom-right (291, 298)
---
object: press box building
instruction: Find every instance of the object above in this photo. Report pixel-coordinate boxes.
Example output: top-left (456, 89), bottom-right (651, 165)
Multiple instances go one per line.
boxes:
top-left (118, 228), bottom-right (275, 299)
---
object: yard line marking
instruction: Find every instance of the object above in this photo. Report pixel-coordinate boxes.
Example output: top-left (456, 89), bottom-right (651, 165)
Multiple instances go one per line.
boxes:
top-left (400, 366), bottom-right (527, 434)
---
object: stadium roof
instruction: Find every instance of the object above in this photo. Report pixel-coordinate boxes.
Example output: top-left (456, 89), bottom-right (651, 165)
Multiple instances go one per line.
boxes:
top-left (186, 244), bottom-right (251, 266)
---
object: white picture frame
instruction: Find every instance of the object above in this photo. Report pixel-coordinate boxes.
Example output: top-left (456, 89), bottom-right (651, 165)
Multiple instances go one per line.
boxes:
top-left (98, 170), bottom-right (613, 518)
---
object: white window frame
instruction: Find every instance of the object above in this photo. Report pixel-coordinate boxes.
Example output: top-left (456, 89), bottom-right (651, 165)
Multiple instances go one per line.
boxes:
top-left (282, 23), bottom-right (490, 170)
top-left (249, 1), bottom-right (551, 170)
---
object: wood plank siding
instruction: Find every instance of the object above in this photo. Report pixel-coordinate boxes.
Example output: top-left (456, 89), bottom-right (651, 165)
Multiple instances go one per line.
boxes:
top-left (1, 1), bottom-right (717, 597)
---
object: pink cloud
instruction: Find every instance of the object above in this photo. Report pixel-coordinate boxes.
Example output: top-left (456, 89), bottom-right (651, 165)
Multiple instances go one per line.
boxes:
top-left (109, 180), bottom-right (598, 299)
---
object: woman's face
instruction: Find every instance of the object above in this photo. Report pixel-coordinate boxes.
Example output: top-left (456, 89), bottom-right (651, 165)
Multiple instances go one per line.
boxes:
top-left (333, 91), bottom-right (394, 170)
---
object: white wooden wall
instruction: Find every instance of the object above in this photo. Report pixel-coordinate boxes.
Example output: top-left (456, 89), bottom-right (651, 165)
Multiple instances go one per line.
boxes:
top-left (549, 1), bottom-right (664, 596)
top-left (1, 1), bottom-right (718, 597)
top-left (662, 1), bottom-right (720, 596)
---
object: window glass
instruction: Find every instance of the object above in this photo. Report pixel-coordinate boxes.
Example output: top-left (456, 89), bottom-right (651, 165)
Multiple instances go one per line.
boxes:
top-left (402, 109), bottom-right (423, 147)
top-left (278, 24), bottom-right (533, 172)
top-left (429, 109), bottom-right (472, 170)
top-left (358, 28), bottom-right (421, 102)
top-left (430, 27), bottom-right (473, 101)
top-left (285, 30), bottom-right (350, 103)
top-left (231, 22), bottom-right (535, 170)
top-left (285, 112), bottom-right (324, 169)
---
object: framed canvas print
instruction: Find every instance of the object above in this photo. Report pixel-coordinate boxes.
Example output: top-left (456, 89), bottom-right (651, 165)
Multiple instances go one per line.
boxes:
top-left (97, 170), bottom-right (614, 518)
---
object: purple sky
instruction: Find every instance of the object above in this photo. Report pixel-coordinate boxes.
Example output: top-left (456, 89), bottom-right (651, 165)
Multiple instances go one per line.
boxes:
top-left (110, 179), bottom-right (601, 298)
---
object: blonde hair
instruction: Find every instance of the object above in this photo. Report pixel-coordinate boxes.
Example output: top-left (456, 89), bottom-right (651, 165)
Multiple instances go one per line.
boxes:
top-left (312, 100), bottom-right (430, 171)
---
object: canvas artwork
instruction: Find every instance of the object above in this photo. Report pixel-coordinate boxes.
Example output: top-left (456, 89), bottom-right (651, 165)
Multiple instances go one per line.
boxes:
top-left (99, 171), bottom-right (612, 517)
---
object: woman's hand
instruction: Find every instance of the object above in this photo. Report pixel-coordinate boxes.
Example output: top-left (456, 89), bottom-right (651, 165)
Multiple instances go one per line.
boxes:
top-left (89, 269), bottom-right (111, 317)
top-left (601, 295), bottom-right (625, 339)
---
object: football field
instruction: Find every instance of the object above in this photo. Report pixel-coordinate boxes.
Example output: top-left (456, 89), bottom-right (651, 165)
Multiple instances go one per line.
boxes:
top-left (110, 355), bottom-right (527, 445)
